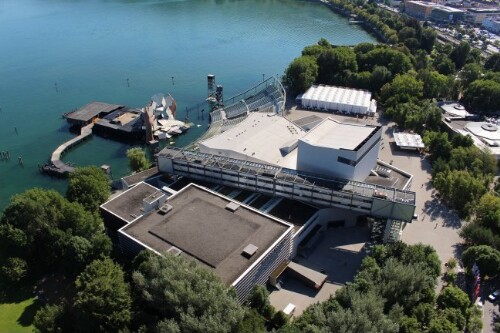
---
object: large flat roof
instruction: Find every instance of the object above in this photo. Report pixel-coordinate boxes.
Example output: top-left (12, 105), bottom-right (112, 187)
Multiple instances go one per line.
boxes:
top-left (101, 182), bottom-right (161, 223)
top-left (301, 117), bottom-right (379, 151)
top-left (394, 132), bottom-right (424, 149)
top-left (301, 85), bottom-right (371, 108)
top-left (199, 112), bottom-right (305, 167)
top-left (120, 184), bottom-right (292, 284)
top-left (433, 5), bottom-right (464, 13)
top-left (65, 102), bottom-right (123, 122)
top-left (440, 102), bottom-right (471, 118)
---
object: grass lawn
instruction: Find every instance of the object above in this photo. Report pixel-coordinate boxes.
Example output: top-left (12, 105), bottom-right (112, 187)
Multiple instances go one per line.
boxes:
top-left (0, 283), bottom-right (40, 333)
top-left (0, 297), bottom-right (39, 333)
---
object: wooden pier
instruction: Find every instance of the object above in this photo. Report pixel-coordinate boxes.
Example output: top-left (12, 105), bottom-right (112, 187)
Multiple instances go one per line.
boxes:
top-left (42, 123), bottom-right (94, 176)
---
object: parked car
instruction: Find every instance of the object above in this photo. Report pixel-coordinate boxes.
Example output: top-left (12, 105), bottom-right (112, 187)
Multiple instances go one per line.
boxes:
top-left (488, 290), bottom-right (499, 302)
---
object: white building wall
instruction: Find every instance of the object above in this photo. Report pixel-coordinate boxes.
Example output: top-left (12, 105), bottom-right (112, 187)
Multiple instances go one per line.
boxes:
top-left (353, 142), bottom-right (380, 180)
top-left (296, 127), bottom-right (381, 182)
top-left (232, 228), bottom-right (293, 302)
top-left (296, 141), bottom-right (355, 180)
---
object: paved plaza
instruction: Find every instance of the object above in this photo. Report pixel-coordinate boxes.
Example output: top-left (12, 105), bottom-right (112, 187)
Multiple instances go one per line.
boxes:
top-left (269, 227), bottom-right (369, 316)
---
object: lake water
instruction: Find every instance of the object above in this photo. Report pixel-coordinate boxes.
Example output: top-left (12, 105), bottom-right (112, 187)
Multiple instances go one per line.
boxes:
top-left (0, 0), bottom-right (375, 209)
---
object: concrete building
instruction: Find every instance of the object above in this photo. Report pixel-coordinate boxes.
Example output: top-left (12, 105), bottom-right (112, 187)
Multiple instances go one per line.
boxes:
top-left (466, 8), bottom-right (500, 25)
top-left (405, 1), bottom-right (437, 19)
top-left (463, 122), bottom-right (500, 159)
top-left (430, 5), bottom-right (465, 22)
top-left (483, 18), bottom-right (500, 34)
top-left (298, 85), bottom-right (376, 116)
top-left (440, 105), bottom-right (500, 160)
top-left (296, 118), bottom-right (381, 181)
top-left (106, 183), bottom-right (294, 301)
top-left (198, 113), bottom-right (381, 182)
top-left (157, 147), bottom-right (416, 222)
top-left (100, 182), bottom-right (167, 232)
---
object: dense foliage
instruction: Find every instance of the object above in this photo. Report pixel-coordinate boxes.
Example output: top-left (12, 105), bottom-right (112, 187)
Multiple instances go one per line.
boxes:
top-left (279, 243), bottom-right (482, 333)
top-left (0, 189), bottom-right (111, 280)
top-left (66, 166), bottom-right (110, 213)
top-left (131, 251), bottom-right (245, 333)
top-left (126, 147), bottom-right (151, 172)
top-left (74, 258), bottom-right (132, 332)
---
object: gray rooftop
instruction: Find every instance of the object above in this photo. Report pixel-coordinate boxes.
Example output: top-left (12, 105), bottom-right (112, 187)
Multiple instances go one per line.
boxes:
top-left (65, 102), bottom-right (123, 122)
top-left (101, 182), bottom-right (160, 223)
top-left (301, 117), bottom-right (379, 151)
top-left (120, 184), bottom-right (291, 284)
top-left (121, 167), bottom-right (159, 188)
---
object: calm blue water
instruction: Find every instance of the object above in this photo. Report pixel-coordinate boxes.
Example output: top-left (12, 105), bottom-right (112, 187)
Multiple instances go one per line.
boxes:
top-left (0, 0), bottom-right (375, 209)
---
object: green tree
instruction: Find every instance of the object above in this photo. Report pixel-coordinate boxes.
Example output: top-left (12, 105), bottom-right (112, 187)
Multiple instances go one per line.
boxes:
top-left (485, 53), bottom-right (500, 72)
top-left (360, 47), bottom-right (412, 75)
top-left (66, 166), bottom-right (110, 213)
top-left (462, 245), bottom-right (500, 277)
top-left (459, 63), bottom-right (482, 89)
top-left (74, 258), bottom-right (132, 333)
top-left (247, 285), bottom-right (272, 316)
top-left (237, 309), bottom-right (267, 333)
top-left (132, 251), bottom-right (245, 333)
top-left (475, 193), bottom-right (500, 232)
top-left (446, 145), bottom-right (497, 176)
top-left (271, 311), bottom-right (289, 330)
top-left (418, 70), bottom-right (451, 99)
top-left (440, 307), bottom-right (466, 331)
top-left (433, 54), bottom-right (455, 75)
top-left (0, 189), bottom-right (111, 277)
top-left (449, 41), bottom-right (471, 70)
top-left (420, 27), bottom-right (437, 53)
top-left (463, 79), bottom-right (500, 114)
top-left (411, 302), bottom-right (435, 328)
top-left (325, 290), bottom-right (398, 333)
top-left (126, 147), bottom-right (150, 172)
top-left (34, 303), bottom-right (67, 333)
top-left (376, 258), bottom-right (436, 311)
top-left (436, 286), bottom-right (470, 314)
top-left (460, 222), bottom-right (500, 250)
top-left (380, 74), bottom-right (423, 108)
top-left (466, 306), bottom-right (483, 333)
top-left (433, 170), bottom-right (488, 217)
top-left (428, 318), bottom-right (459, 333)
top-left (423, 131), bottom-right (453, 162)
top-left (284, 56), bottom-right (318, 96)
top-left (398, 316), bottom-right (421, 333)
top-left (0, 257), bottom-right (27, 283)
top-left (317, 47), bottom-right (358, 85)
top-left (385, 101), bottom-right (441, 132)
top-left (369, 65), bottom-right (392, 93)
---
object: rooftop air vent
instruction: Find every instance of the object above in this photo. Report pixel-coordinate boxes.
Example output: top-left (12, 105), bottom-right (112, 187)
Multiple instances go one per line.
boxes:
top-left (225, 202), bottom-right (240, 212)
top-left (158, 203), bottom-right (173, 215)
top-left (242, 244), bottom-right (258, 258)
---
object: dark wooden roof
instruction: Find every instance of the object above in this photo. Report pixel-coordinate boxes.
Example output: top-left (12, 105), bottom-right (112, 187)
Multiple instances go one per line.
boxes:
top-left (65, 102), bottom-right (123, 122)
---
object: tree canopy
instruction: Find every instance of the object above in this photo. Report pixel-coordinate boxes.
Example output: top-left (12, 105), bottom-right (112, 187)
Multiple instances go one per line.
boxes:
top-left (0, 188), bottom-right (111, 278)
top-left (132, 251), bottom-right (245, 333)
top-left (284, 56), bottom-right (318, 96)
top-left (66, 166), bottom-right (110, 213)
top-left (126, 147), bottom-right (151, 172)
top-left (462, 245), bottom-right (500, 277)
top-left (74, 258), bottom-right (132, 332)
